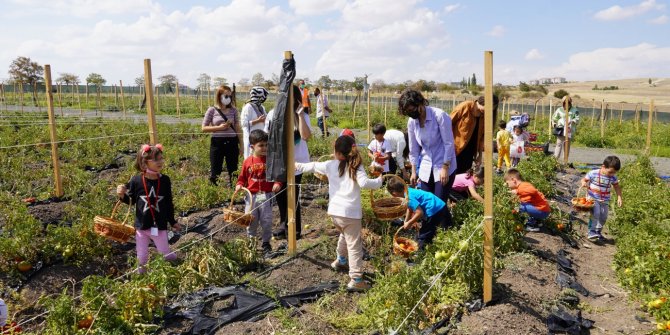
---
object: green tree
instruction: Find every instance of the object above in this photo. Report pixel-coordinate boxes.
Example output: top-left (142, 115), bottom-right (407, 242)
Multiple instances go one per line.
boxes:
top-left (197, 73), bottom-right (211, 90)
top-left (471, 73), bottom-right (477, 86)
top-left (251, 72), bottom-right (265, 86)
top-left (157, 74), bottom-right (178, 93)
top-left (316, 75), bottom-right (333, 90)
top-left (519, 82), bottom-right (531, 92)
top-left (553, 89), bottom-right (569, 99)
top-left (8, 56), bottom-right (44, 105)
top-left (213, 77), bottom-right (227, 87)
top-left (86, 73), bottom-right (106, 91)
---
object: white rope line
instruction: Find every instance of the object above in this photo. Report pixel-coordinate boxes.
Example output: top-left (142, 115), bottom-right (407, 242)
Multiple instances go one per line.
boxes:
top-left (390, 218), bottom-right (486, 335)
top-left (13, 187), bottom-right (287, 329)
top-left (0, 133), bottom-right (148, 149)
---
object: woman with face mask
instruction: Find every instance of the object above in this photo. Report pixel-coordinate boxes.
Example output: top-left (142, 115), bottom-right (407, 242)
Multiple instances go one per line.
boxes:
top-left (399, 89), bottom-right (457, 229)
top-left (240, 86), bottom-right (270, 158)
top-left (202, 85), bottom-right (243, 186)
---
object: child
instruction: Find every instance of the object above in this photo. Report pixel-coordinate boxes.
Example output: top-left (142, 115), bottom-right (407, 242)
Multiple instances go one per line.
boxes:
top-left (496, 120), bottom-right (512, 172)
top-left (504, 168), bottom-right (551, 232)
top-left (511, 125), bottom-right (529, 167)
top-left (387, 178), bottom-right (446, 250)
top-left (384, 129), bottom-right (408, 176)
top-left (236, 129), bottom-right (282, 254)
top-left (296, 135), bottom-right (382, 291)
top-left (117, 144), bottom-right (180, 273)
top-left (367, 124), bottom-right (392, 175)
top-left (580, 156), bottom-right (623, 242)
top-left (449, 167), bottom-right (484, 203)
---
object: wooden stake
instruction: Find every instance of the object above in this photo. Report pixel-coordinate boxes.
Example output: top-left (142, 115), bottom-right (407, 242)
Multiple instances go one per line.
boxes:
top-left (19, 82), bottom-right (24, 112)
top-left (43, 65), bottom-right (64, 198)
top-left (533, 98), bottom-right (539, 131)
top-left (367, 90), bottom-right (371, 142)
top-left (120, 80), bottom-right (126, 117)
top-left (155, 86), bottom-right (160, 114)
top-left (0, 83), bottom-right (5, 113)
top-left (323, 92), bottom-right (328, 136)
top-left (548, 98), bottom-right (553, 136)
top-left (645, 101), bottom-right (654, 155)
top-left (207, 84), bottom-right (211, 107)
top-left (590, 99), bottom-right (596, 127)
top-left (383, 94), bottom-right (387, 125)
top-left (600, 100), bottom-right (605, 138)
top-left (114, 84), bottom-right (119, 106)
top-left (199, 86), bottom-right (204, 112)
top-left (175, 80), bottom-right (181, 118)
top-left (76, 83), bottom-right (82, 116)
top-left (284, 51), bottom-right (297, 254)
top-left (144, 59), bottom-right (158, 144)
top-left (483, 51), bottom-right (494, 305)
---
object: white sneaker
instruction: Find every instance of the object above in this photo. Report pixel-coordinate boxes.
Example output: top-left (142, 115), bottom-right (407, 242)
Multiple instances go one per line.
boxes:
top-left (331, 259), bottom-right (348, 272)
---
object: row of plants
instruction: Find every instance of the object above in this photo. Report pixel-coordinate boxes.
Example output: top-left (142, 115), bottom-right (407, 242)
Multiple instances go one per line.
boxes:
top-left (609, 156), bottom-right (670, 333)
top-left (312, 153), bottom-right (561, 334)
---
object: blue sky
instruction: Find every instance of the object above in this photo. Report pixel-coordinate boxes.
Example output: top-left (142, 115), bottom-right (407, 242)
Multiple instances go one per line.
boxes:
top-left (1, 0), bottom-right (668, 87)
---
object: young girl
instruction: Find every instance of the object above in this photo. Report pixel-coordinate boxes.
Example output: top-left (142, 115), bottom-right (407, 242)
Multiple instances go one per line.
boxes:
top-left (511, 125), bottom-right (529, 167)
top-left (449, 166), bottom-right (484, 203)
top-left (295, 135), bottom-right (382, 291)
top-left (117, 144), bottom-right (180, 273)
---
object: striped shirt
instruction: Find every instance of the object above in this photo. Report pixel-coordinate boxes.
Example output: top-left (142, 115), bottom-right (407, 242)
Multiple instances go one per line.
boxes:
top-left (584, 169), bottom-right (619, 202)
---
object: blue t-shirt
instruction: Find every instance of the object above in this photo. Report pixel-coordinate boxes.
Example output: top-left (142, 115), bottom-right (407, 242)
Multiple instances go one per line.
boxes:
top-left (407, 188), bottom-right (446, 218)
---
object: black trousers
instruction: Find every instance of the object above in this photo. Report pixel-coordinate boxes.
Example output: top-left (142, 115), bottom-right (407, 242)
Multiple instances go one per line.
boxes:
top-left (389, 158), bottom-right (398, 175)
top-left (276, 173), bottom-right (302, 234)
top-left (209, 137), bottom-right (239, 183)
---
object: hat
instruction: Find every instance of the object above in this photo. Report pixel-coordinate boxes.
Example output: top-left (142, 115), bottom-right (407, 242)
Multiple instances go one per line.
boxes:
top-left (509, 109), bottom-right (520, 116)
top-left (340, 129), bottom-right (355, 138)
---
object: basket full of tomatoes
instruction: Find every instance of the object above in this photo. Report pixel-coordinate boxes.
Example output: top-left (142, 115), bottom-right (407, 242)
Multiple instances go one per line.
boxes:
top-left (392, 228), bottom-right (418, 258)
top-left (571, 187), bottom-right (595, 211)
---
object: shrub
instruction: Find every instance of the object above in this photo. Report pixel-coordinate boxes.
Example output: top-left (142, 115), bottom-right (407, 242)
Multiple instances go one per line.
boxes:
top-left (553, 89), bottom-right (569, 99)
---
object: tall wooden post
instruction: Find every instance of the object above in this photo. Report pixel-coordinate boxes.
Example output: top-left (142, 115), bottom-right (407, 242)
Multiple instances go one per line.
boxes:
top-left (144, 59), bottom-right (158, 145)
top-left (533, 98), bottom-right (539, 131)
top-left (119, 80), bottom-right (126, 117)
top-left (367, 90), bottom-right (371, 142)
top-left (548, 98), bottom-right (553, 136)
top-left (199, 86), bottom-right (204, 112)
top-left (19, 82), bottom-right (24, 112)
top-left (76, 83), bottom-right (83, 116)
top-left (43, 65), bottom-right (64, 198)
top-left (619, 103), bottom-right (623, 124)
top-left (590, 99), bottom-right (596, 127)
top-left (175, 80), bottom-right (181, 118)
top-left (645, 101), bottom-right (654, 155)
top-left (207, 84), bottom-right (212, 107)
top-left (483, 51), bottom-right (494, 304)
top-left (0, 83), bottom-right (5, 113)
top-left (600, 100), bottom-right (605, 138)
top-left (383, 94), bottom-right (387, 125)
top-left (155, 86), bottom-right (160, 114)
top-left (285, 51), bottom-right (297, 254)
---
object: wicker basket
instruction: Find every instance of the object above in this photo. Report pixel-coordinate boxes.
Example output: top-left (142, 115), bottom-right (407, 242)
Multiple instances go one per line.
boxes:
top-left (94, 200), bottom-right (135, 243)
top-left (223, 187), bottom-right (254, 227)
top-left (571, 187), bottom-right (595, 212)
top-left (393, 227), bottom-right (418, 258)
top-left (314, 155), bottom-right (332, 182)
top-left (371, 175), bottom-right (408, 221)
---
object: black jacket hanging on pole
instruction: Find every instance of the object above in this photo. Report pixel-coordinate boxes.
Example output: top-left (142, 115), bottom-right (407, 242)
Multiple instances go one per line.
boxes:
top-left (266, 56), bottom-right (296, 183)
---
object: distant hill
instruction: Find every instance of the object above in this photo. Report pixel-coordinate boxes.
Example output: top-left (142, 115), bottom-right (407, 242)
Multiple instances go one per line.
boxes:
top-left (546, 78), bottom-right (669, 109)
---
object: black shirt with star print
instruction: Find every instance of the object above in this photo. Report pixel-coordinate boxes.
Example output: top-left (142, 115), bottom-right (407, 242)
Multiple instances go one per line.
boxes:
top-left (121, 174), bottom-right (176, 230)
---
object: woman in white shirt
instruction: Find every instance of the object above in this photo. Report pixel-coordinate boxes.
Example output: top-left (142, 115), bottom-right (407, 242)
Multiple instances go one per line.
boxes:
top-left (240, 86), bottom-right (269, 158)
top-left (265, 85), bottom-right (312, 239)
top-left (315, 87), bottom-right (330, 137)
top-left (552, 95), bottom-right (580, 161)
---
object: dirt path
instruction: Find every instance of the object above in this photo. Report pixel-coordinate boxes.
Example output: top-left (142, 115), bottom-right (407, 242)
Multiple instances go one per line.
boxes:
top-left (550, 144), bottom-right (670, 176)
top-left (454, 168), bottom-right (655, 334)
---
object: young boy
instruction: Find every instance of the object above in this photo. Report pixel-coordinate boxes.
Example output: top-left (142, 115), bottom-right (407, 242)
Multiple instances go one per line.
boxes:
top-left (581, 156), bottom-right (623, 242)
top-left (504, 168), bottom-right (551, 232)
top-left (496, 120), bottom-right (512, 172)
top-left (236, 129), bottom-right (282, 254)
top-left (387, 178), bottom-right (446, 250)
top-left (367, 123), bottom-right (392, 174)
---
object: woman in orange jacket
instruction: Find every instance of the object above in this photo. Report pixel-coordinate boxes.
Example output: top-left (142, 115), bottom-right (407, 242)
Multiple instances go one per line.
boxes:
top-left (450, 95), bottom-right (498, 174)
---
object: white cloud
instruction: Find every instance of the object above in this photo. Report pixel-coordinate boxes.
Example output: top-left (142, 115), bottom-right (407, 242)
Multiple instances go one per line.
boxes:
top-left (288, 0), bottom-right (346, 15)
top-left (594, 0), bottom-right (665, 21)
top-left (525, 49), bottom-right (544, 61)
top-left (649, 14), bottom-right (669, 24)
top-left (9, 0), bottom-right (160, 17)
top-left (444, 4), bottom-right (461, 14)
top-left (341, 0), bottom-right (421, 28)
top-left (486, 25), bottom-right (506, 37)
top-left (549, 43), bottom-right (670, 80)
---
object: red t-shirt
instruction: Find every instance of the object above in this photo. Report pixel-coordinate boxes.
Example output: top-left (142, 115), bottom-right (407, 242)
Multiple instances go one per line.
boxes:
top-left (236, 156), bottom-right (281, 193)
top-left (516, 182), bottom-right (550, 212)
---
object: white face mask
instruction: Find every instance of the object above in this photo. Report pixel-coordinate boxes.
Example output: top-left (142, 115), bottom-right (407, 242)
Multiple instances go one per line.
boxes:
top-left (221, 96), bottom-right (231, 106)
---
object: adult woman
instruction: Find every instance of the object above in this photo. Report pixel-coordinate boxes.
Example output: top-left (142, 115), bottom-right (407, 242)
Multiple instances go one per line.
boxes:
top-left (265, 85), bottom-right (312, 239)
top-left (552, 95), bottom-right (579, 161)
top-left (315, 87), bottom-right (330, 137)
top-left (399, 89), bottom-right (456, 229)
top-left (240, 86), bottom-right (269, 158)
top-left (201, 85), bottom-right (243, 186)
top-left (451, 95), bottom-right (498, 174)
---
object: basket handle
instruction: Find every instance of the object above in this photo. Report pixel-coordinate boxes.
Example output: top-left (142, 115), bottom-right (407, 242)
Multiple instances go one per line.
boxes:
top-left (317, 154), bottom-right (333, 162)
top-left (369, 174), bottom-right (408, 207)
top-left (230, 187), bottom-right (253, 214)
top-left (576, 186), bottom-right (587, 198)
top-left (110, 200), bottom-right (133, 226)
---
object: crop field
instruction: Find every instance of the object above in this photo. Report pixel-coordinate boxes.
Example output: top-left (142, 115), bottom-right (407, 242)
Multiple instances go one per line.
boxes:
top-left (1, 96), bottom-right (670, 334)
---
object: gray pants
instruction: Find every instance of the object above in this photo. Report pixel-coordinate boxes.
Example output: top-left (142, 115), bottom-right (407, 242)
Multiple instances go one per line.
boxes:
top-left (554, 135), bottom-right (571, 161)
top-left (246, 192), bottom-right (274, 243)
top-left (588, 201), bottom-right (609, 234)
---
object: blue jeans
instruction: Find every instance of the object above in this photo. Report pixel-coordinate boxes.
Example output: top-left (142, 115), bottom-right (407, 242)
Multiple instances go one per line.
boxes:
top-left (419, 171), bottom-right (455, 229)
top-left (416, 207), bottom-right (446, 249)
top-left (588, 201), bottom-right (608, 234)
top-left (519, 203), bottom-right (549, 225)
top-left (317, 116), bottom-right (329, 136)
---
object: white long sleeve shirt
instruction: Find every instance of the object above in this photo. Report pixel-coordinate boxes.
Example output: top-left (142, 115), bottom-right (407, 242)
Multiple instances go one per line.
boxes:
top-left (296, 160), bottom-right (382, 219)
top-left (240, 103), bottom-right (267, 158)
top-left (384, 129), bottom-right (407, 169)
